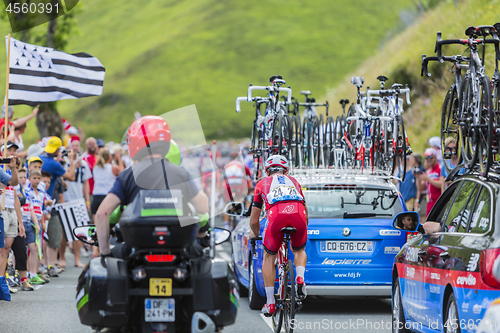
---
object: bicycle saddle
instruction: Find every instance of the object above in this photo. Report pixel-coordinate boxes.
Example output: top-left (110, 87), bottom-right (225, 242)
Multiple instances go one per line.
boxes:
top-left (301, 90), bottom-right (311, 95)
top-left (377, 75), bottom-right (389, 83)
top-left (495, 23), bottom-right (500, 32)
top-left (281, 227), bottom-right (297, 234)
top-left (350, 76), bottom-right (364, 88)
top-left (391, 83), bottom-right (403, 90)
top-left (269, 75), bottom-right (283, 83)
top-left (339, 99), bottom-right (350, 106)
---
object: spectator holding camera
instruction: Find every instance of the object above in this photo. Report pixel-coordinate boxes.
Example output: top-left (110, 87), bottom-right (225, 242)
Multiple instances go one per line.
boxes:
top-left (398, 154), bottom-right (421, 211)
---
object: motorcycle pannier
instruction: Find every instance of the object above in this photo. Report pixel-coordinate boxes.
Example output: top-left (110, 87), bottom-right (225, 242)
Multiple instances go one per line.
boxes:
top-left (76, 257), bottom-right (129, 328)
top-left (119, 189), bottom-right (200, 249)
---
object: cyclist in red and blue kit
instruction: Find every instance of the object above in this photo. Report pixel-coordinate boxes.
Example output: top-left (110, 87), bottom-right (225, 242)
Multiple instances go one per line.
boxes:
top-left (248, 155), bottom-right (308, 315)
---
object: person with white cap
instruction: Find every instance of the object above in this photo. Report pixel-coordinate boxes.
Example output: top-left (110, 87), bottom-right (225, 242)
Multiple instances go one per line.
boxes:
top-left (428, 136), bottom-right (444, 167)
top-left (418, 148), bottom-right (444, 216)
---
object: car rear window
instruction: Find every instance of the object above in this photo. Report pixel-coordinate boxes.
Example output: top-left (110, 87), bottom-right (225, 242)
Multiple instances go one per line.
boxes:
top-left (302, 187), bottom-right (403, 218)
top-left (445, 181), bottom-right (477, 231)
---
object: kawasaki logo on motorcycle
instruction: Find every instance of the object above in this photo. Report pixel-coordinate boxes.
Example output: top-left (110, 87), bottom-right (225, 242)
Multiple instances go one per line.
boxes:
top-left (321, 258), bottom-right (371, 265)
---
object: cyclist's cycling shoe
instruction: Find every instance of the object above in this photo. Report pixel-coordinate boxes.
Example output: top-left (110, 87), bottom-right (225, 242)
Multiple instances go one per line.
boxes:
top-left (261, 303), bottom-right (276, 317)
top-left (296, 276), bottom-right (307, 300)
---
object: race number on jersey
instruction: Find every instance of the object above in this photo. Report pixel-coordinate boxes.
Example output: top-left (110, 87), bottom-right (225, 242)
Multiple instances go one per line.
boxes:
top-left (266, 175), bottom-right (303, 205)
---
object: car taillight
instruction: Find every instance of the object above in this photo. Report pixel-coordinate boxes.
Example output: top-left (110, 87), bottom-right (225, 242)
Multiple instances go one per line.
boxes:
top-left (145, 254), bottom-right (176, 263)
top-left (480, 249), bottom-right (500, 289)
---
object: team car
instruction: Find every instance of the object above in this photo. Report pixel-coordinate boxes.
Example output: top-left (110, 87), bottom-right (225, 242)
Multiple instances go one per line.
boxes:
top-left (392, 173), bottom-right (500, 333)
top-left (228, 169), bottom-right (411, 309)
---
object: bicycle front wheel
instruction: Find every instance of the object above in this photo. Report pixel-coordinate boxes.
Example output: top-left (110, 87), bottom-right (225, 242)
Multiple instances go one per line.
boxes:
top-left (477, 75), bottom-right (493, 176)
top-left (272, 265), bottom-right (285, 333)
top-left (441, 86), bottom-right (462, 174)
top-left (283, 260), bottom-right (296, 333)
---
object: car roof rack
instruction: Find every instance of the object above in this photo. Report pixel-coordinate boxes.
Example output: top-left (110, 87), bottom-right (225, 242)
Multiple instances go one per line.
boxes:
top-left (288, 168), bottom-right (401, 182)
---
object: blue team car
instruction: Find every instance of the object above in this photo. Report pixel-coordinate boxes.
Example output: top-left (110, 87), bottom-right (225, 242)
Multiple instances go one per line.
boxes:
top-left (229, 170), bottom-right (410, 309)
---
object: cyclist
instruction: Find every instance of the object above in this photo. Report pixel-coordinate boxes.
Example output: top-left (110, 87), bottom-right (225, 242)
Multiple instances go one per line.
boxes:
top-left (248, 155), bottom-right (308, 316)
top-left (222, 146), bottom-right (253, 230)
top-left (95, 116), bottom-right (209, 257)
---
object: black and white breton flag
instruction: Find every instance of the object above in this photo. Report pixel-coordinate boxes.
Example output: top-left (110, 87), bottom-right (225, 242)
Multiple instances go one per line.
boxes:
top-left (53, 199), bottom-right (90, 243)
top-left (5, 37), bottom-right (105, 106)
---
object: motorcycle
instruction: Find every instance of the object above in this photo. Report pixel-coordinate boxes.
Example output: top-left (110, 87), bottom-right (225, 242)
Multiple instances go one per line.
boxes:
top-left (73, 189), bottom-right (238, 333)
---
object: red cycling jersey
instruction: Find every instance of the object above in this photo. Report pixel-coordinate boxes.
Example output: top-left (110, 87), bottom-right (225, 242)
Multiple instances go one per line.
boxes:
top-left (253, 174), bottom-right (307, 254)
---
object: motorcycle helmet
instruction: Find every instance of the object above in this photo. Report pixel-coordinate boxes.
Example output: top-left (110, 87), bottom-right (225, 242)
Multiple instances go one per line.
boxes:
top-left (264, 155), bottom-right (289, 174)
top-left (128, 116), bottom-right (171, 161)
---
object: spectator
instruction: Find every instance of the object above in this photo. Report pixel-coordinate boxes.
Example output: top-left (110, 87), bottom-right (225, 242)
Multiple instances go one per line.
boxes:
top-left (428, 136), bottom-right (444, 167)
top-left (61, 136), bottom-right (91, 268)
top-left (82, 137), bottom-right (98, 199)
top-left (11, 168), bottom-right (33, 291)
top-left (418, 148), bottom-right (444, 216)
top-left (2, 104), bottom-right (38, 129)
top-left (441, 137), bottom-right (465, 190)
top-left (39, 136), bottom-right (75, 197)
top-left (96, 139), bottom-right (105, 152)
top-left (91, 148), bottom-right (122, 220)
top-left (398, 154), bottom-right (421, 211)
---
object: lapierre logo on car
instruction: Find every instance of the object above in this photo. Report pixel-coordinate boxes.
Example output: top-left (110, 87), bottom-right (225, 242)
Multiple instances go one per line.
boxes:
top-left (456, 274), bottom-right (476, 286)
top-left (321, 258), bottom-right (371, 265)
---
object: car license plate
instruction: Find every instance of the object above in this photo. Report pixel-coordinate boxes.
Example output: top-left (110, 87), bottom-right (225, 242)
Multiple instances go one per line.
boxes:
top-left (149, 278), bottom-right (172, 296)
top-left (320, 241), bottom-right (373, 253)
top-left (145, 298), bottom-right (175, 322)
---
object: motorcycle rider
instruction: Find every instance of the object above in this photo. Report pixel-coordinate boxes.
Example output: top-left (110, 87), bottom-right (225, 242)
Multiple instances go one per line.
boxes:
top-left (95, 116), bottom-right (209, 256)
top-left (248, 155), bottom-right (308, 316)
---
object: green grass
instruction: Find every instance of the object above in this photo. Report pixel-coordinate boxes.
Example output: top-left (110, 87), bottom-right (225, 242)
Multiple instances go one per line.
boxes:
top-left (324, 0), bottom-right (500, 154)
top-left (0, 0), bottom-right (411, 146)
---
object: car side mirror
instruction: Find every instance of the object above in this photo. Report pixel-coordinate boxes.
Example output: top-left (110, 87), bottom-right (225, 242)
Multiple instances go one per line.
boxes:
top-left (393, 212), bottom-right (420, 232)
top-left (224, 202), bottom-right (244, 217)
top-left (213, 227), bottom-right (231, 245)
top-left (73, 225), bottom-right (98, 246)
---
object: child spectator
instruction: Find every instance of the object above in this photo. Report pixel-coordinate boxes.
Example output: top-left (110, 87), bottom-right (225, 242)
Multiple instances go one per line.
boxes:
top-left (22, 170), bottom-right (45, 285)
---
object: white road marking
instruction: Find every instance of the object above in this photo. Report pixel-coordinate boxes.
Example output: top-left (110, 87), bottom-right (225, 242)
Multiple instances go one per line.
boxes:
top-left (260, 313), bottom-right (275, 332)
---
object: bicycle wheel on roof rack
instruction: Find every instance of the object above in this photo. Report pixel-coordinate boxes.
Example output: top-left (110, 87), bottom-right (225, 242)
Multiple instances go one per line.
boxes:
top-left (441, 86), bottom-right (462, 174)
top-left (324, 116), bottom-right (335, 167)
top-left (302, 116), bottom-right (315, 168)
top-left (289, 115), bottom-right (301, 168)
top-left (458, 75), bottom-right (477, 169)
top-left (392, 115), bottom-right (407, 182)
top-left (313, 115), bottom-right (323, 167)
top-left (251, 118), bottom-right (263, 156)
top-left (492, 75), bottom-right (500, 162)
top-left (344, 118), bottom-right (358, 169)
top-left (371, 117), bottom-right (383, 171)
top-left (477, 75), bottom-right (493, 176)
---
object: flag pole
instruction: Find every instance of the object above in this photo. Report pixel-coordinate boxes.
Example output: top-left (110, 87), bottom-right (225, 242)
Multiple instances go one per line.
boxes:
top-left (2, 34), bottom-right (10, 211)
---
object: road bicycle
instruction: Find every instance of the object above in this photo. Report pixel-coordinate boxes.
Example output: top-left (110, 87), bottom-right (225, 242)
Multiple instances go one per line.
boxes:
top-left (422, 54), bottom-right (469, 174)
top-left (296, 90), bottom-right (329, 168)
top-left (435, 25), bottom-right (500, 176)
top-left (366, 77), bottom-right (412, 181)
top-left (236, 76), bottom-right (293, 180)
top-left (251, 226), bottom-right (301, 333)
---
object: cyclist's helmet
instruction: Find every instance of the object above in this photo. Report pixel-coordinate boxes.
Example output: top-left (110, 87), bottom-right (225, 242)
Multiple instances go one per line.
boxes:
top-left (264, 155), bottom-right (289, 174)
top-left (128, 116), bottom-right (171, 161)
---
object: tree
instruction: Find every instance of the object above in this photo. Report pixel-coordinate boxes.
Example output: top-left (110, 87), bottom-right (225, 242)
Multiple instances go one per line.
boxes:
top-left (1, 0), bottom-right (80, 138)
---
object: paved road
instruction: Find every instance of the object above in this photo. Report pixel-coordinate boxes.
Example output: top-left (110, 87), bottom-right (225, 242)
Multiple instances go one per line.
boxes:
top-left (0, 238), bottom-right (393, 333)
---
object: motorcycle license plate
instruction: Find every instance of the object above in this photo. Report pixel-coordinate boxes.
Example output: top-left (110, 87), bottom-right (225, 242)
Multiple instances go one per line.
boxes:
top-left (320, 241), bottom-right (373, 253)
top-left (145, 298), bottom-right (175, 322)
top-left (149, 278), bottom-right (172, 296)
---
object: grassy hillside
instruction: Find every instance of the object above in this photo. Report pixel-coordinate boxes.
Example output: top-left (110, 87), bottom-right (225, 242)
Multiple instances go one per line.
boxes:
top-left (324, 0), bottom-right (500, 154)
top-left (0, 0), bottom-right (411, 145)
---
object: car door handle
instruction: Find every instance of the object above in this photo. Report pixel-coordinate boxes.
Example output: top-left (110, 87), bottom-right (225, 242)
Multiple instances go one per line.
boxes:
top-left (439, 251), bottom-right (450, 259)
top-left (418, 250), bottom-right (427, 257)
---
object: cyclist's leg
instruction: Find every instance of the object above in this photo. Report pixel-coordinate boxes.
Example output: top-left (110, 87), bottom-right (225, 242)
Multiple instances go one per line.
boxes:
top-left (289, 202), bottom-right (308, 298)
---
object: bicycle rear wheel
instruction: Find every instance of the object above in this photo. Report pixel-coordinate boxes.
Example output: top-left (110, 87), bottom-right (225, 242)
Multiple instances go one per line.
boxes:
top-left (441, 86), bottom-right (462, 173)
top-left (312, 116), bottom-right (322, 167)
top-left (477, 75), bottom-right (493, 176)
top-left (289, 115), bottom-right (301, 168)
top-left (391, 115), bottom-right (407, 181)
top-left (283, 260), bottom-right (296, 333)
top-left (324, 116), bottom-right (335, 167)
top-left (302, 117), bottom-right (315, 168)
top-left (459, 75), bottom-right (477, 168)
